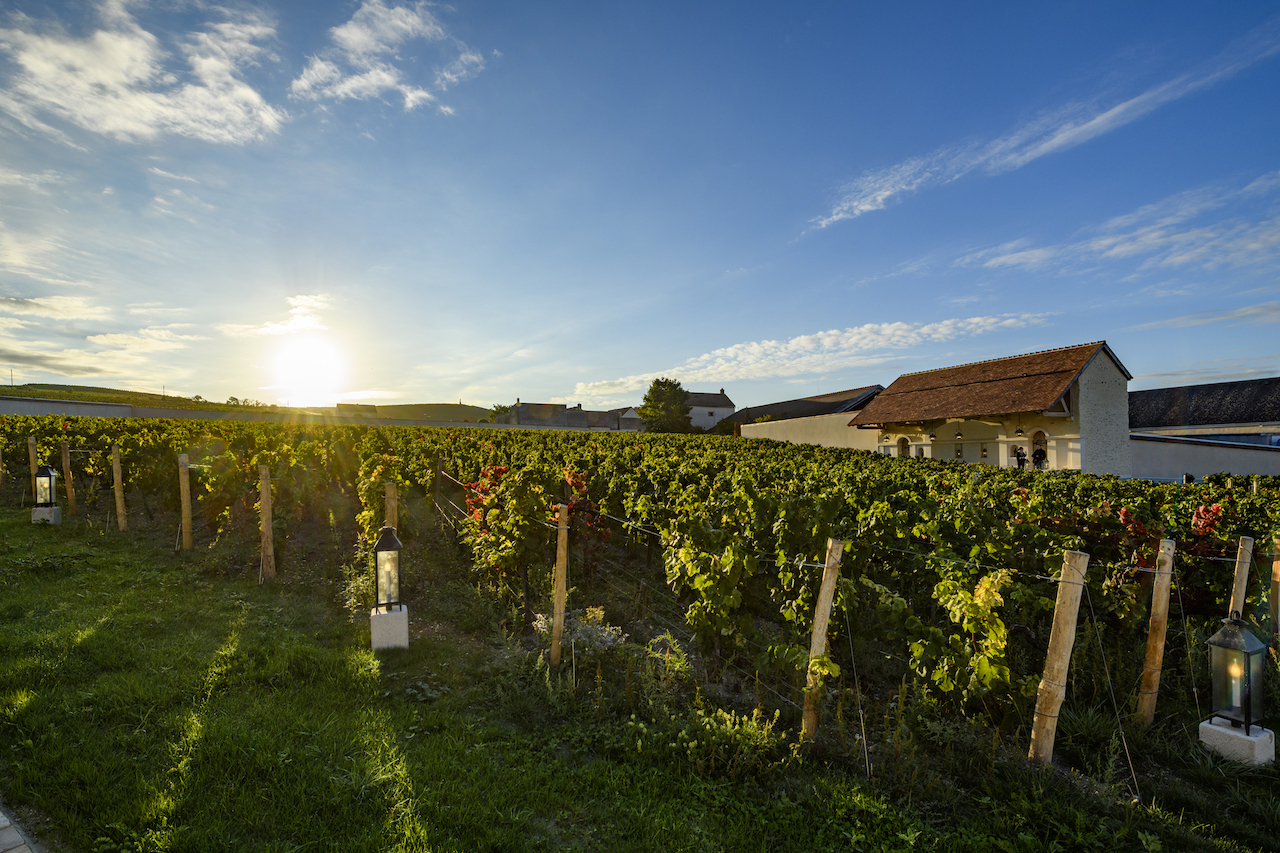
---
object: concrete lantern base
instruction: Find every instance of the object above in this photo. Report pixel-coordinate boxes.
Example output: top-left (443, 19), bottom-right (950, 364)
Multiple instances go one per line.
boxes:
top-left (32, 506), bottom-right (62, 525)
top-left (371, 604), bottom-right (409, 650)
top-left (1199, 716), bottom-right (1275, 765)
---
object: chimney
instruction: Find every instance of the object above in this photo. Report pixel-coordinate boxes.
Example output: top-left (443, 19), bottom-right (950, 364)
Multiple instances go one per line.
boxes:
top-left (719, 388), bottom-right (724, 395)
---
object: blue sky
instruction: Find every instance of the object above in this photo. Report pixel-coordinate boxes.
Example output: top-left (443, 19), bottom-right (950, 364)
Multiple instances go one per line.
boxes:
top-left (0, 1), bottom-right (1277, 409)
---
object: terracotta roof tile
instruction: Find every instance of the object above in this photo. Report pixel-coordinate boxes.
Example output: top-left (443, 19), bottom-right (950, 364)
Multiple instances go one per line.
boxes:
top-left (850, 342), bottom-right (1127, 425)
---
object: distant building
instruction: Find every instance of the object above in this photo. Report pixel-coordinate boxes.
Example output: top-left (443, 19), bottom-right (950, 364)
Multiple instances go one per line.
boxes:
top-left (686, 389), bottom-right (735, 431)
top-left (1129, 377), bottom-right (1280, 447)
top-left (849, 341), bottom-right (1132, 475)
top-left (502, 401), bottom-right (642, 431)
top-left (725, 385), bottom-right (882, 427)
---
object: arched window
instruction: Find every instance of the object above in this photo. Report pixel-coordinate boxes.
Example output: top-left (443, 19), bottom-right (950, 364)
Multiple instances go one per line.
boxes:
top-left (1032, 431), bottom-right (1049, 470)
top-left (897, 437), bottom-right (910, 457)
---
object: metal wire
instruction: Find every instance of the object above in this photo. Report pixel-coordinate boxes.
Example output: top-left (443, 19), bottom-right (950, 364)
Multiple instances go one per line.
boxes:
top-left (1082, 583), bottom-right (1141, 799)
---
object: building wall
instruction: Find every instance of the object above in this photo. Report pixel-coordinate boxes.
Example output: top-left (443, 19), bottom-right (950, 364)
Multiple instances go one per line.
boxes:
top-left (690, 405), bottom-right (735, 431)
top-left (740, 412), bottom-right (882, 450)
top-left (1076, 354), bottom-right (1132, 477)
top-left (0, 395), bottom-right (131, 418)
top-left (1131, 435), bottom-right (1280, 481)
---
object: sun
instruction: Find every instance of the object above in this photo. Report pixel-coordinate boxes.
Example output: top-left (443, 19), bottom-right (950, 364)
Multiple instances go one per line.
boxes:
top-left (272, 336), bottom-right (346, 407)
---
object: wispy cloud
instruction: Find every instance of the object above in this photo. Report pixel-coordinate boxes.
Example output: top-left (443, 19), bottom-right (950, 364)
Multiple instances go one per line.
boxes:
top-left (87, 324), bottom-right (205, 353)
top-left (1132, 301), bottom-right (1280, 330)
top-left (0, 167), bottom-right (63, 190)
top-left (289, 0), bottom-right (483, 111)
top-left (217, 294), bottom-right (330, 336)
top-left (1133, 354), bottom-right (1280, 386)
top-left (959, 171), bottom-right (1280, 273)
top-left (568, 313), bottom-right (1047, 404)
top-left (0, 1), bottom-right (285, 144)
top-left (0, 294), bottom-right (109, 319)
top-left (813, 17), bottom-right (1280, 228)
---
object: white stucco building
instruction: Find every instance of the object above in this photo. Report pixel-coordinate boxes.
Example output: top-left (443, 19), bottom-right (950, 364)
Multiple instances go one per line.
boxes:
top-left (686, 390), bottom-right (735, 431)
top-left (848, 341), bottom-right (1132, 476)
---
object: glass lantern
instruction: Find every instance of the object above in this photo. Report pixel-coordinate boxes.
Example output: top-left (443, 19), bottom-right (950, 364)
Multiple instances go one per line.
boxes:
top-left (35, 464), bottom-right (58, 508)
top-left (373, 525), bottom-right (403, 610)
top-left (1207, 612), bottom-right (1266, 734)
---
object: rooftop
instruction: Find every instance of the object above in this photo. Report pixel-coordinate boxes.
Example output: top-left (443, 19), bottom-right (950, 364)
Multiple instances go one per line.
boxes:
top-left (849, 341), bottom-right (1130, 426)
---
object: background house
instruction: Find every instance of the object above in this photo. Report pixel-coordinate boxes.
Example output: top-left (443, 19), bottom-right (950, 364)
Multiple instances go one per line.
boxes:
top-left (686, 389), bottom-right (735, 431)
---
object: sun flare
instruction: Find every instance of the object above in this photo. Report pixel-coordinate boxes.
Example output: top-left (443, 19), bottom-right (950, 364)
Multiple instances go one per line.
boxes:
top-left (272, 336), bottom-right (346, 407)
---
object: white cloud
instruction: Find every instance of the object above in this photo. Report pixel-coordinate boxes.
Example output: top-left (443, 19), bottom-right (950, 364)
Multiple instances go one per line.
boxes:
top-left (0, 2), bottom-right (285, 144)
top-left (1133, 355), bottom-right (1280, 386)
top-left (0, 294), bottom-right (109, 319)
top-left (0, 167), bottom-right (63, 190)
top-left (147, 167), bottom-right (197, 182)
top-left (217, 293), bottom-right (330, 336)
top-left (959, 171), bottom-right (1280, 274)
top-left (87, 325), bottom-right (205, 352)
top-left (813, 17), bottom-right (1280, 228)
top-left (569, 313), bottom-right (1047, 403)
top-left (289, 0), bottom-right (483, 110)
top-left (1132, 301), bottom-right (1280, 330)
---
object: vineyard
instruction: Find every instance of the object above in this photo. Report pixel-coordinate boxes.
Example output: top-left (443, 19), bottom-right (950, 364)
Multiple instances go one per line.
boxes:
top-left (3, 413), bottom-right (1280, 851)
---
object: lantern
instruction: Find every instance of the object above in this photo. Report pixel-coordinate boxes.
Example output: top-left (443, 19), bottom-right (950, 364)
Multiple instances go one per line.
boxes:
top-left (35, 464), bottom-right (58, 507)
top-left (373, 525), bottom-right (403, 610)
top-left (1207, 612), bottom-right (1266, 734)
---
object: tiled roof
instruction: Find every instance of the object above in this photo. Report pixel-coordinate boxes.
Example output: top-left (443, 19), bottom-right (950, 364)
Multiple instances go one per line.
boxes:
top-left (725, 385), bottom-right (882, 425)
top-left (1129, 377), bottom-right (1280, 428)
top-left (687, 391), bottom-right (735, 408)
top-left (849, 342), bottom-right (1129, 426)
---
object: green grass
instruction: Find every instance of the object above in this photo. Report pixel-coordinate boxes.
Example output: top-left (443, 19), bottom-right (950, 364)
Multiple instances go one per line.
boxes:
top-left (2, 492), bottom-right (1278, 852)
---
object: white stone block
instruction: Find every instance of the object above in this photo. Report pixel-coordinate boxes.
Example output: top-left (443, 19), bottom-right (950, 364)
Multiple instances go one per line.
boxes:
top-left (1199, 716), bottom-right (1275, 765)
top-left (370, 605), bottom-right (409, 650)
top-left (31, 506), bottom-right (61, 525)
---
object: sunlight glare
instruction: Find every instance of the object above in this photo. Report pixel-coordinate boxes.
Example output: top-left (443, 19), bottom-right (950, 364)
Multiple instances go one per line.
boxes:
top-left (272, 336), bottom-right (346, 407)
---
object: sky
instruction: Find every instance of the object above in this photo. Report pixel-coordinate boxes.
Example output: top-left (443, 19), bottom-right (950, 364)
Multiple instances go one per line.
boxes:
top-left (0, 1), bottom-right (1277, 410)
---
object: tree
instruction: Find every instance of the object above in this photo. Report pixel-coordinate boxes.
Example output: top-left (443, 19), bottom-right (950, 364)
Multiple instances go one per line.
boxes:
top-left (638, 377), bottom-right (692, 433)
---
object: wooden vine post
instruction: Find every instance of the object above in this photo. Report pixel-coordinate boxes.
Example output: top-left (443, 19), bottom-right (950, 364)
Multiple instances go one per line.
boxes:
top-left (111, 445), bottom-right (127, 532)
top-left (1136, 539), bottom-right (1176, 727)
top-left (384, 482), bottom-right (398, 528)
top-left (802, 537), bottom-right (845, 741)
top-left (177, 454), bottom-right (193, 551)
top-left (550, 504), bottom-right (569, 667)
top-left (259, 466), bottom-right (275, 580)
top-left (1028, 550), bottom-right (1090, 764)
top-left (1271, 531), bottom-right (1280, 649)
top-left (0, 444), bottom-right (4, 488)
top-left (61, 441), bottom-right (76, 516)
top-left (1229, 536), bottom-right (1254, 618)
top-left (28, 436), bottom-right (37, 499)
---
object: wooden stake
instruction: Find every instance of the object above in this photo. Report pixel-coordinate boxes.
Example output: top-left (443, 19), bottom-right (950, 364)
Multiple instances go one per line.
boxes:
top-left (112, 445), bottom-right (127, 532)
top-left (61, 441), bottom-right (76, 516)
top-left (259, 465), bottom-right (275, 580)
top-left (1028, 550), bottom-right (1090, 764)
top-left (384, 481), bottom-right (398, 528)
top-left (0, 445), bottom-right (5, 488)
top-left (28, 436), bottom-right (37, 499)
top-left (550, 504), bottom-right (569, 667)
top-left (1229, 536), bottom-right (1254, 618)
top-left (1271, 532), bottom-right (1280, 649)
top-left (177, 454), bottom-right (192, 550)
top-left (1252, 476), bottom-right (1259, 495)
top-left (802, 538), bottom-right (845, 740)
top-left (1136, 540), bottom-right (1175, 727)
